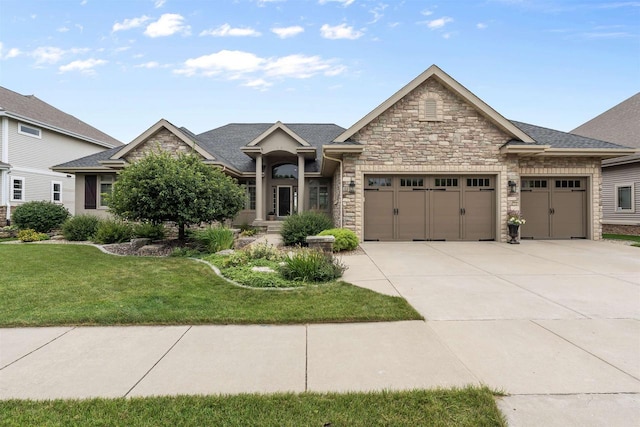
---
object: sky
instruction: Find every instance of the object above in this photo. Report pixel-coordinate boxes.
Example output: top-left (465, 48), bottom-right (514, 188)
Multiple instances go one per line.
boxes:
top-left (0, 0), bottom-right (639, 144)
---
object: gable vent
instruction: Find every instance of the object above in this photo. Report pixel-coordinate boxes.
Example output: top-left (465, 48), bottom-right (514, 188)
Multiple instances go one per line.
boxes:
top-left (424, 99), bottom-right (438, 121)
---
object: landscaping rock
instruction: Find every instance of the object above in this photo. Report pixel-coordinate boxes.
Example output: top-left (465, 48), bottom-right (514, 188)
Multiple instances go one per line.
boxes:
top-left (131, 238), bottom-right (152, 250)
top-left (235, 237), bottom-right (256, 249)
top-left (217, 249), bottom-right (235, 256)
top-left (251, 266), bottom-right (276, 273)
top-left (137, 244), bottom-right (166, 256)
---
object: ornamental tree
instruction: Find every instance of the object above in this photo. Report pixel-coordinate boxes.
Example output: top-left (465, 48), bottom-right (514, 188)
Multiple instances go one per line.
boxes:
top-left (108, 151), bottom-right (245, 240)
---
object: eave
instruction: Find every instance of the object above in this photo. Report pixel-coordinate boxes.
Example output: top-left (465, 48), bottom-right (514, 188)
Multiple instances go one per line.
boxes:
top-left (500, 145), bottom-right (635, 158)
top-left (50, 166), bottom-right (115, 174)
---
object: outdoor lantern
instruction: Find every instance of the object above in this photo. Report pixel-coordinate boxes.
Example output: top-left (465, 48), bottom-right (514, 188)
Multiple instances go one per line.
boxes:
top-left (508, 180), bottom-right (517, 194)
top-left (349, 179), bottom-right (356, 193)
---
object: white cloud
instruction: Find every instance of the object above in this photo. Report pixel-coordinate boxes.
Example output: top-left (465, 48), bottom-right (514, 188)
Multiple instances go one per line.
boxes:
top-left (271, 25), bottom-right (304, 38)
top-left (80, 0), bottom-right (87, 5)
top-left (318, 0), bottom-right (355, 6)
top-left (421, 9), bottom-right (434, 16)
top-left (59, 58), bottom-right (107, 74)
top-left (57, 26), bottom-right (70, 33)
top-left (6, 48), bottom-right (21, 59)
top-left (175, 50), bottom-right (264, 77)
top-left (76, 24), bottom-right (84, 32)
top-left (154, 0), bottom-right (166, 7)
top-left (200, 24), bottom-right (261, 37)
top-left (257, 0), bottom-right (285, 5)
top-left (264, 54), bottom-right (333, 78)
top-left (368, 4), bottom-right (388, 24)
top-left (425, 17), bottom-right (453, 29)
top-left (112, 16), bottom-right (150, 32)
top-left (144, 14), bottom-right (190, 37)
top-left (32, 46), bottom-right (65, 64)
top-left (477, 22), bottom-right (488, 29)
top-left (320, 23), bottom-right (363, 39)
top-left (243, 78), bottom-right (272, 90)
top-left (135, 61), bottom-right (160, 68)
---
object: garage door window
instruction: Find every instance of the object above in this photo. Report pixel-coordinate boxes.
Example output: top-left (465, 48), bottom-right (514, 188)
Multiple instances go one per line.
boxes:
top-left (616, 184), bottom-right (634, 212)
top-left (400, 177), bottom-right (424, 187)
top-left (435, 178), bottom-right (458, 187)
top-left (522, 179), bottom-right (547, 189)
top-left (555, 179), bottom-right (581, 188)
top-left (467, 178), bottom-right (490, 187)
top-left (367, 177), bottom-right (392, 187)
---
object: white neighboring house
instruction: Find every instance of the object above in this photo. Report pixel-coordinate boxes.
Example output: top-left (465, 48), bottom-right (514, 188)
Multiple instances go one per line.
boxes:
top-left (0, 86), bottom-right (122, 225)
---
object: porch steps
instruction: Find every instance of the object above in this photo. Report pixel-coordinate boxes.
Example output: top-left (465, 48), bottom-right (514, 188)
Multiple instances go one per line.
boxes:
top-left (253, 220), bottom-right (284, 234)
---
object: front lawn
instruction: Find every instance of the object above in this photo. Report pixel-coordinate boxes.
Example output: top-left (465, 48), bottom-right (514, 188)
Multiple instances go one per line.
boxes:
top-left (603, 233), bottom-right (640, 242)
top-left (0, 387), bottom-right (506, 427)
top-left (0, 244), bottom-right (421, 326)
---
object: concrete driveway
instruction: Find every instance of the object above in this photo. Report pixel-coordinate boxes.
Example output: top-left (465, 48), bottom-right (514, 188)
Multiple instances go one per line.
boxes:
top-left (343, 240), bottom-right (640, 426)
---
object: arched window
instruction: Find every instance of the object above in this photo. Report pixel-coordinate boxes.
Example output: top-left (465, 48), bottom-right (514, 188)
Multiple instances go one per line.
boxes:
top-left (272, 163), bottom-right (298, 179)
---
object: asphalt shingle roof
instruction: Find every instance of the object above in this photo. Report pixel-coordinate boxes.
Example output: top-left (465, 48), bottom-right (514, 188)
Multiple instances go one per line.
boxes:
top-left (508, 121), bottom-right (632, 149)
top-left (0, 86), bottom-right (122, 147)
top-left (53, 146), bottom-right (122, 169)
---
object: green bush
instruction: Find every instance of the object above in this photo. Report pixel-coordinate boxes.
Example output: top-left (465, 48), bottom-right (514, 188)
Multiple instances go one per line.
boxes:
top-left (133, 222), bottom-right (166, 241)
top-left (93, 220), bottom-right (134, 244)
top-left (318, 228), bottom-right (359, 252)
top-left (12, 201), bottom-right (70, 233)
top-left (17, 228), bottom-right (50, 242)
top-left (279, 249), bottom-right (346, 282)
top-left (280, 211), bottom-right (334, 246)
top-left (62, 215), bottom-right (101, 241)
top-left (192, 226), bottom-right (235, 253)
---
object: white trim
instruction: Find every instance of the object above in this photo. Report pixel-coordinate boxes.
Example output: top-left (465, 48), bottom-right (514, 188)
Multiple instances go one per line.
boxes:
top-left (17, 122), bottom-right (42, 139)
top-left (51, 181), bottom-right (62, 203)
top-left (98, 174), bottom-right (114, 208)
top-left (1, 117), bottom-right (8, 163)
top-left (614, 183), bottom-right (635, 213)
top-left (11, 166), bottom-right (71, 178)
top-left (10, 176), bottom-right (25, 202)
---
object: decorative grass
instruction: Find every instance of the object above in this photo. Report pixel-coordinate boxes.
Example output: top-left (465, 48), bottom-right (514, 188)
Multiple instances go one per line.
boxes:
top-left (0, 244), bottom-right (421, 326)
top-left (603, 233), bottom-right (640, 243)
top-left (0, 387), bottom-right (506, 427)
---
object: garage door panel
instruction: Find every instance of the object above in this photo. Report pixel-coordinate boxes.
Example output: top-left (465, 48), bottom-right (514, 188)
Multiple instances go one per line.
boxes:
top-left (521, 191), bottom-right (550, 238)
top-left (464, 190), bottom-right (495, 240)
top-left (431, 191), bottom-right (461, 240)
top-left (397, 190), bottom-right (427, 240)
top-left (364, 191), bottom-right (394, 241)
top-left (552, 190), bottom-right (587, 239)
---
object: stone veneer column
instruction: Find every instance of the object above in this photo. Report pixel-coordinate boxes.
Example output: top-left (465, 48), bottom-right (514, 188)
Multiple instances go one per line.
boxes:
top-left (297, 154), bottom-right (305, 213)
top-left (255, 154), bottom-right (263, 221)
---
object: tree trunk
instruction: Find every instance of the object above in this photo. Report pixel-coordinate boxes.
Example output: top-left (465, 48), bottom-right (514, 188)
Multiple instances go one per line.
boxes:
top-left (178, 223), bottom-right (186, 241)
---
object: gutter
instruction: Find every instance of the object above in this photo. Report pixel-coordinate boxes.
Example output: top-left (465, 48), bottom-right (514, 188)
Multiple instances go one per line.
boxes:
top-left (2, 116), bottom-right (9, 224)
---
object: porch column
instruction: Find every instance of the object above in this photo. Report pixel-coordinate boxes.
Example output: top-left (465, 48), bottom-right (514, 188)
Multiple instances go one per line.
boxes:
top-left (298, 154), bottom-right (305, 213)
top-left (255, 154), bottom-right (263, 221)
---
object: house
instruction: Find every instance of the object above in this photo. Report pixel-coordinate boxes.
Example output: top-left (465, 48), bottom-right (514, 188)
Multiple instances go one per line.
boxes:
top-left (0, 86), bottom-right (122, 224)
top-left (53, 65), bottom-right (635, 242)
top-left (571, 93), bottom-right (640, 235)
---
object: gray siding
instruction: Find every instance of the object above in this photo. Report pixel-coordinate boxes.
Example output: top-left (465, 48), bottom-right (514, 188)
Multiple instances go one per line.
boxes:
top-left (602, 162), bottom-right (640, 225)
top-left (74, 174), bottom-right (114, 219)
top-left (8, 170), bottom-right (76, 214)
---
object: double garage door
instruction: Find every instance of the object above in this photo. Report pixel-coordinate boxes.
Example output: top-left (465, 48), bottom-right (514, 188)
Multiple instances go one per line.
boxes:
top-left (364, 175), bottom-right (495, 241)
top-left (520, 177), bottom-right (587, 239)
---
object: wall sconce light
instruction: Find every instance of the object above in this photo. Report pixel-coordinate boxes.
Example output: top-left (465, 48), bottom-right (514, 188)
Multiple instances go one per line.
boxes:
top-left (348, 179), bottom-right (356, 194)
top-left (508, 180), bottom-right (517, 194)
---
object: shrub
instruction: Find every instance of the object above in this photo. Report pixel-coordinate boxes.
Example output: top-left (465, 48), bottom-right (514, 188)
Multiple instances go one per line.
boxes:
top-left (318, 228), bottom-right (359, 252)
top-left (192, 226), bottom-right (235, 253)
top-left (93, 219), bottom-right (134, 244)
top-left (133, 222), bottom-right (166, 241)
top-left (243, 243), bottom-right (282, 261)
top-left (12, 201), bottom-right (70, 233)
top-left (280, 211), bottom-right (334, 246)
top-left (62, 215), bottom-right (101, 241)
top-left (17, 228), bottom-right (50, 242)
top-left (279, 249), bottom-right (346, 282)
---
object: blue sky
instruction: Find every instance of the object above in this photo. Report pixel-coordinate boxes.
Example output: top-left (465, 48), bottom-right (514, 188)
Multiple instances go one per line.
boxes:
top-left (1, 0), bottom-right (639, 143)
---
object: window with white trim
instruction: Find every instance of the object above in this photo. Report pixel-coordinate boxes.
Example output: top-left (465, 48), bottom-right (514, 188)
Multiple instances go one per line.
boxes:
top-left (18, 123), bottom-right (42, 139)
top-left (51, 181), bottom-right (62, 203)
top-left (99, 175), bottom-right (114, 208)
top-left (11, 176), bottom-right (25, 201)
top-left (242, 180), bottom-right (256, 210)
top-left (615, 183), bottom-right (634, 212)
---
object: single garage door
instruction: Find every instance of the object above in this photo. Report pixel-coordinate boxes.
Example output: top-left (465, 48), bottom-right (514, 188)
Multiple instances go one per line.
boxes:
top-left (364, 175), bottom-right (495, 241)
top-left (520, 177), bottom-right (587, 239)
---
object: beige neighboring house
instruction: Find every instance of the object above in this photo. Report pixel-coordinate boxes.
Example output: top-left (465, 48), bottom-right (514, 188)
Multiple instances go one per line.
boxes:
top-left (0, 87), bottom-right (122, 224)
top-left (54, 65), bottom-right (635, 242)
top-left (571, 93), bottom-right (640, 235)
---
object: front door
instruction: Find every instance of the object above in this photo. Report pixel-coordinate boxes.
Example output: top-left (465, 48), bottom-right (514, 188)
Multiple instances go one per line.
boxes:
top-left (277, 186), bottom-right (292, 217)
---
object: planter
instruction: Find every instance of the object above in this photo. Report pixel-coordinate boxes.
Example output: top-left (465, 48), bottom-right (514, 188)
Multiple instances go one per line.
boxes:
top-left (267, 214), bottom-right (276, 221)
top-left (507, 223), bottom-right (520, 244)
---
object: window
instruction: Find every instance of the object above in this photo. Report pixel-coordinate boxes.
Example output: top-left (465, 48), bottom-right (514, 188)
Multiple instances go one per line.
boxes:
top-left (434, 178), bottom-right (458, 187)
top-left (615, 184), bottom-right (634, 212)
top-left (400, 177), bottom-right (424, 187)
top-left (309, 180), bottom-right (329, 211)
top-left (272, 163), bottom-right (298, 179)
top-left (99, 175), bottom-right (114, 208)
top-left (51, 181), bottom-right (62, 202)
top-left (521, 179), bottom-right (548, 189)
top-left (467, 178), bottom-right (491, 187)
top-left (555, 179), bottom-right (581, 188)
top-left (243, 180), bottom-right (256, 210)
top-left (18, 123), bottom-right (42, 139)
top-left (11, 177), bottom-right (25, 201)
top-left (367, 177), bottom-right (392, 187)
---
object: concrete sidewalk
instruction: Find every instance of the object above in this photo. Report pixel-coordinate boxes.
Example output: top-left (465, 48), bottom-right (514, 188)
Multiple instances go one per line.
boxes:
top-left (1, 240), bottom-right (639, 426)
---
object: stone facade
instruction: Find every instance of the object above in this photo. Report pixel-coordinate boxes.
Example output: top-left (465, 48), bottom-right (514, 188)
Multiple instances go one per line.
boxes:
top-left (124, 128), bottom-right (200, 163)
top-left (603, 224), bottom-right (640, 236)
top-left (337, 76), bottom-right (603, 242)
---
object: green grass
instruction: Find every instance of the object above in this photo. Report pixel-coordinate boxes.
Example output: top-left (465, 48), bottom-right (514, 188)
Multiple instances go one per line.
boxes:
top-left (0, 387), bottom-right (506, 427)
top-left (0, 244), bottom-right (421, 326)
top-left (603, 233), bottom-right (640, 242)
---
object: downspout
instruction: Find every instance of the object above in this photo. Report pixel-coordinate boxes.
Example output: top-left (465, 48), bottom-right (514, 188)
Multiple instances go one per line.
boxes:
top-left (1, 117), bottom-right (9, 224)
top-left (322, 152), bottom-right (343, 228)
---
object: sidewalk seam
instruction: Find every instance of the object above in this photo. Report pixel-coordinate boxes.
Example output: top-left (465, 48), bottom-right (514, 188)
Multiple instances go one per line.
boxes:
top-left (0, 327), bottom-right (76, 370)
top-left (124, 325), bottom-right (192, 398)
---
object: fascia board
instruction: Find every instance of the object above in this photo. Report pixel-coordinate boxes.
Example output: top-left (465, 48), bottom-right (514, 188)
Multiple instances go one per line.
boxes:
top-left (247, 121), bottom-right (310, 147)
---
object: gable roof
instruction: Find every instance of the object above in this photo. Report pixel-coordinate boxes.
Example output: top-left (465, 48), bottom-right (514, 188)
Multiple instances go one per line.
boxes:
top-left (334, 64), bottom-right (534, 144)
top-left (52, 146), bottom-right (122, 171)
top-left (571, 93), bottom-right (640, 148)
top-left (246, 121), bottom-right (311, 147)
top-left (0, 86), bottom-right (122, 148)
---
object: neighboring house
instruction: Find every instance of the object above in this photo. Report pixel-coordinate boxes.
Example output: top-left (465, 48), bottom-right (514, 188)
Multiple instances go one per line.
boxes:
top-left (571, 93), bottom-right (640, 235)
top-left (0, 87), bottom-right (122, 224)
top-left (53, 65), bottom-right (634, 242)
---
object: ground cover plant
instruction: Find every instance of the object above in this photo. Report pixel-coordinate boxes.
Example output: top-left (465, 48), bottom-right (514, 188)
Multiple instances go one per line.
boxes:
top-left (0, 244), bottom-right (421, 326)
top-left (0, 387), bottom-right (505, 427)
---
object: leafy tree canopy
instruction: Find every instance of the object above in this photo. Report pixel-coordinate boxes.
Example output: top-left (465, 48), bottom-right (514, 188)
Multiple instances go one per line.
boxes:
top-left (108, 151), bottom-right (245, 239)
